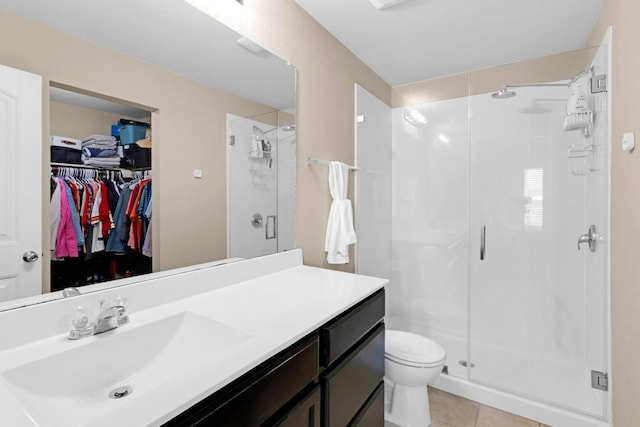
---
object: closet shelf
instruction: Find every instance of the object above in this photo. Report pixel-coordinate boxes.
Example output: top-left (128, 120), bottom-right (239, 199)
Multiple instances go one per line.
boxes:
top-left (51, 162), bottom-right (151, 171)
top-left (51, 162), bottom-right (120, 171)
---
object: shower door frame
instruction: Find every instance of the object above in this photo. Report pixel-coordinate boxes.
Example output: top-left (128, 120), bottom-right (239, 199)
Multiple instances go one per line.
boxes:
top-left (226, 112), bottom-right (286, 259)
top-left (464, 36), bottom-right (612, 423)
top-left (387, 34), bottom-right (612, 427)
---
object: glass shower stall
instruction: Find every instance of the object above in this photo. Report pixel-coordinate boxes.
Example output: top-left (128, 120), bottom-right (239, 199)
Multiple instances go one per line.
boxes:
top-left (387, 41), bottom-right (610, 425)
top-left (227, 112), bottom-right (296, 259)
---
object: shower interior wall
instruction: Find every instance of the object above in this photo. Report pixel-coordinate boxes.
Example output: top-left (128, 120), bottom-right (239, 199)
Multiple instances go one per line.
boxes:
top-left (359, 43), bottom-right (610, 426)
top-left (227, 112), bottom-right (296, 259)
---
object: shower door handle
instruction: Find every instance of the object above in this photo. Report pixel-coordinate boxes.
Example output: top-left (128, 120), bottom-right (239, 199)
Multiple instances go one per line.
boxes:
top-left (265, 215), bottom-right (277, 240)
top-left (480, 225), bottom-right (486, 260)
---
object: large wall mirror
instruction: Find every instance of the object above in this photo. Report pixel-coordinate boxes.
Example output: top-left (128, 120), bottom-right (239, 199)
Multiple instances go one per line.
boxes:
top-left (0, 0), bottom-right (296, 311)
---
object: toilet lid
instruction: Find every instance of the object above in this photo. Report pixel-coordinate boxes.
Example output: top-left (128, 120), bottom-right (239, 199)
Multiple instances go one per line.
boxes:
top-left (385, 330), bottom-right (446, 366)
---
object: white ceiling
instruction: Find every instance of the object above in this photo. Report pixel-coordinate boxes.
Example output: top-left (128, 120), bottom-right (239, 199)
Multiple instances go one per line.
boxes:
top-left (0, 0), bottom-right (605, 98)
top-left (50, 87), bottom-right (152, 120)
top-left (0, 0), bottom-right (295, 110)
top-left (294, 0), bottom-right (605, 86)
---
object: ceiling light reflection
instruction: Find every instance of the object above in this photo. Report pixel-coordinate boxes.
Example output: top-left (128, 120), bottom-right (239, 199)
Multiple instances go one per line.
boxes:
top-left (404, 108), bottom-right (427, 125)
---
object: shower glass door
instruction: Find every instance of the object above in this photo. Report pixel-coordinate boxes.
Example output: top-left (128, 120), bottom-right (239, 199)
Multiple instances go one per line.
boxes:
top-left (468, 45), bottom-right (609, 418)
top-left (227, 112), bottom-right (296, 259)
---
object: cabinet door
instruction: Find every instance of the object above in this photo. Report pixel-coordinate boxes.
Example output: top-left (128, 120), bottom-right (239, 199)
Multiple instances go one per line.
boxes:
top-left (276, 384), bottom-right (321, 427)
top-left (165, 335), bottom-right (318, 426)
top-left (322, 323), bottom-right (385, 427)
top-left (349, 382), bottom-right (384, 427)
top-left (320, 289), bottom-right (385, 367)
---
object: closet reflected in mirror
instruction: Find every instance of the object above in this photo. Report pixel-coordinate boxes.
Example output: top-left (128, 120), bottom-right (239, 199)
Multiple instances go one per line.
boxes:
top-left (49, 87), bottom-right (154, 293)
top-left (0, 1), bottom-right (295, 311)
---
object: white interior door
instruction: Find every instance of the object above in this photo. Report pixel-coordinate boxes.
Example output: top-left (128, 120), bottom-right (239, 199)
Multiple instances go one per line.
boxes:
top-left (0, 64), bottom-right (42, 302)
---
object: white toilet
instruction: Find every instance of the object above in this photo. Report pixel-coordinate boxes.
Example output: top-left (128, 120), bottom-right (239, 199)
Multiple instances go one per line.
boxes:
top-left (384, 330), bottom-right (447, 427)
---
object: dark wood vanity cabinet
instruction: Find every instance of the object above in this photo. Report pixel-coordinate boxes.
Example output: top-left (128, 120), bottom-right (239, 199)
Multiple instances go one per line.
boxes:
top-left (319, 289), bottom-right (386, 368)
top-left (349, 382), bottom-right (384, 427)
top-left (164, 289), bottom-right (385, 427)
top-left (274, 384), bottom-right (321, 427)
top-left (320, 290), bottom-right (385, 427)
top-left (164, 335), bottom-right (319, 426)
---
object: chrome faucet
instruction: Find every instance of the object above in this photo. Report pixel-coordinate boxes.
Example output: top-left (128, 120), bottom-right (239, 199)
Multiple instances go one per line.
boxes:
top-left (93, 300), bottom-right (129, 334)
top-left (68, 298), bottom-right (129, 340)
top-left (577, 224), bottom-right (598, 253)
top-left (62, 287), bottom-right (81, 298)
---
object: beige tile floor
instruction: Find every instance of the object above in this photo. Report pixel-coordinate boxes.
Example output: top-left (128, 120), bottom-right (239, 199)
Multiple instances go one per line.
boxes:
top-left (385, 387), bottom-right (552, 427)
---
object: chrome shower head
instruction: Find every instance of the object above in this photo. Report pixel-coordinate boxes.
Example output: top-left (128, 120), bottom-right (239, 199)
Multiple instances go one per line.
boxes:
top-left (491, 87), bottom-right (516, 99)
top-left (263, 124), bottom-right (296, 134)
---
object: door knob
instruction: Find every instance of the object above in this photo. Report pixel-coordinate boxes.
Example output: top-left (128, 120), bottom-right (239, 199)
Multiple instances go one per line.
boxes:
top-left (22, 251), bottom-right (39, 263)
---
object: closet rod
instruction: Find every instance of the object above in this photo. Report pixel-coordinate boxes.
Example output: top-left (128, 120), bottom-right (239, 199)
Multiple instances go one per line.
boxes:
top-left (307, 158), bottom-right (360, 171)
top-left (50, 162), bottom-right (123, 171)
top-left (51, 162), bottom-right (152, 172)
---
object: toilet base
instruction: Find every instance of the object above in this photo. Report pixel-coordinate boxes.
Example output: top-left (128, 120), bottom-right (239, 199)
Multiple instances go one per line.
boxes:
top-left (384, 381), bottom-right (431, 427)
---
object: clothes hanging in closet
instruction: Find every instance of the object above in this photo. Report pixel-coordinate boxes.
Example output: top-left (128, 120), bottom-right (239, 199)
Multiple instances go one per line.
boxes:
top-left (50, 175), bottom-right (116, 260)
top-left (50, 172), bottom-right (152, 260)
top-left (106, 178), bottom-right (152, 255)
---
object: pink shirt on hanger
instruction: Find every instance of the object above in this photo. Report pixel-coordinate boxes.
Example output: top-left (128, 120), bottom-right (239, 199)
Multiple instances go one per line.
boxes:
top-left (55, 178), bottom-right (79, 258)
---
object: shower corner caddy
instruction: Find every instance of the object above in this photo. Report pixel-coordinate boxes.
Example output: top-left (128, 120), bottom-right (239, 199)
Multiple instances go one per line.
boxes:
top-left (567, 144), bottom-right (594, 159)
top-left (567, 144), bottom-right (599, 176)
top-left (564, 111), bottom-right (594, 137)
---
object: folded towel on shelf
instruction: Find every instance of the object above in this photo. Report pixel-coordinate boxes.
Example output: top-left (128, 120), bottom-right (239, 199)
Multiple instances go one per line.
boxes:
top-left (82, 147), bottom-right (119, 158)
top-left (82, 158), bottom-right (121, 167)
top-left (324, 161), bottom-right (357, 264)
top-left (81, 135), bottom-right (118, 148)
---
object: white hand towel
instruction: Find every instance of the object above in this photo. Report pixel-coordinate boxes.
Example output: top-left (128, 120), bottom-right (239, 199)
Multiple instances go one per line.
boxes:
top-left (325, 161), bottom-right (357, 264)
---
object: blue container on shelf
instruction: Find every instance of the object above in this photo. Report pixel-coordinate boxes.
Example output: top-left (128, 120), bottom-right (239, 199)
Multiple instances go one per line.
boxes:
top-left (111, 124), bottom-right (120, 138)
top-left (119, 124), bottom-right (147, 145)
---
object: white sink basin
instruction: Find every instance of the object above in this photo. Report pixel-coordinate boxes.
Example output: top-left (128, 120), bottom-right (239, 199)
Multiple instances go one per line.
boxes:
top-left (1, 311), bottom-right (251, 427)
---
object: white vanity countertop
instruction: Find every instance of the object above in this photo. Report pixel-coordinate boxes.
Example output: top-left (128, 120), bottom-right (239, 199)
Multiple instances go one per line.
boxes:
top-left (0, 254), bottom-right (387, 427)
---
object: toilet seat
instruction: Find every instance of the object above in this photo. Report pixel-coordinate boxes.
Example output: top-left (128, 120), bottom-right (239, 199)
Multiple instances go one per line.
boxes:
top-left (385, 330), bottom-right (446, 367)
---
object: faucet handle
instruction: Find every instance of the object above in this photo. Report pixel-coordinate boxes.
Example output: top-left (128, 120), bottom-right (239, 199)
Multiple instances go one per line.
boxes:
top-left (112, 297), bottom-right (129, 325)
top-left (68, 306), bottom-right (94, 340)
top-left (112, 296), bottom-right (127, 307)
